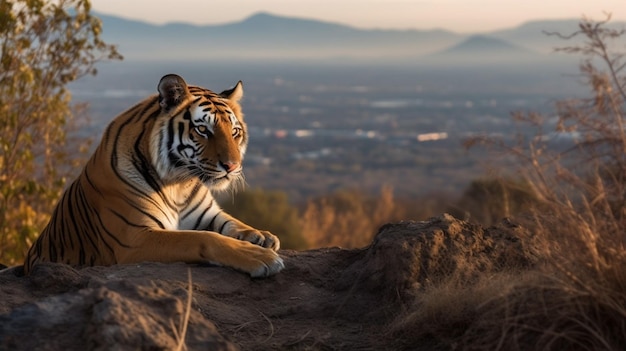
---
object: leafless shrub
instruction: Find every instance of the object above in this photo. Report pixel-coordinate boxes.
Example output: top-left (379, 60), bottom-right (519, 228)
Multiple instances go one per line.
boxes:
top-left (457, 13), bottom-right (626, 351)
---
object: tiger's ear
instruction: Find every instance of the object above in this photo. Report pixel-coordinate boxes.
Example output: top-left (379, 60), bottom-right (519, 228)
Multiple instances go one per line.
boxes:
top-left (158, 74), bottom-right (190, 110)
top-left (219, 81), bottom-right (244, 102)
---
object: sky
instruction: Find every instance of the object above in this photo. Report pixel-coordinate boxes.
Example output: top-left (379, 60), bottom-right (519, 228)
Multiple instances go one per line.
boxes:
top-left (90, 0), bottom-right (626, 33)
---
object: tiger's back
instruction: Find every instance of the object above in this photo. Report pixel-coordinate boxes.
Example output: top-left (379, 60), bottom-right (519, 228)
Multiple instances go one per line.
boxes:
top-left (24, 74), bottom-right (284, 277)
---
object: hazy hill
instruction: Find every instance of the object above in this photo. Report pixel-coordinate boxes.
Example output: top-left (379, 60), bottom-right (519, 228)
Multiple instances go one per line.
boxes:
top-left (97, 12), bottom-right (462, 62)
top-left (441, 35), bottom-right (534, 54)
top-left (96, 11), bottom-right (625, 64)
top-left (420, 35), bottom-right (545, 66)
top-left (489, 18), bottom-right (626, 52)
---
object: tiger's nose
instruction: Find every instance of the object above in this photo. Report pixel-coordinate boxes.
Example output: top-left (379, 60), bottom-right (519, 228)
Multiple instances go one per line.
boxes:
top-left (220, 161), bottom-right (239, 173)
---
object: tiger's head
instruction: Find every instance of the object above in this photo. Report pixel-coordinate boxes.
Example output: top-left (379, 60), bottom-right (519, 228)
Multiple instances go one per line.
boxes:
top-left (152, 74), bottom-right (248, 191)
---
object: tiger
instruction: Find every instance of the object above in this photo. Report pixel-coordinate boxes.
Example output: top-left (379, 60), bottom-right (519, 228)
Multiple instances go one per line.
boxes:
top-left (23, 74), bottom-right (284, 278)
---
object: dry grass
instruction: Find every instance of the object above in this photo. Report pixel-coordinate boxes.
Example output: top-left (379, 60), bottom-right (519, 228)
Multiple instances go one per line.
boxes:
top-left (171, 268), bottom-right (193, 351)
top-left (300, 186), bottom-right (446, 249)
top-left (391, 15), bottom-right (626, 351)
top-left (390, 272), bottom-right (530, 349)
top-left (300, 186), bottom-right (399, 248)
top-left (462, 270), bottom-right (626, 351)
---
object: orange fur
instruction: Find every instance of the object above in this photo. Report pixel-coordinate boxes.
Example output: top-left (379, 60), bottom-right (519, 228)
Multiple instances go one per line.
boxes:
top-left (24, 74), bottom-right (283, 277)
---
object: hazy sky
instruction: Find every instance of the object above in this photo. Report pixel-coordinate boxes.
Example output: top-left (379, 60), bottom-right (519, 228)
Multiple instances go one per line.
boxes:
top-left (90, 0), bottom-right (625, 33)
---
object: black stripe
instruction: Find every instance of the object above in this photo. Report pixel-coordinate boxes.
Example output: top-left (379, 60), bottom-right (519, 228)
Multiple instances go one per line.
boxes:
top-left (130, 204), bottom-right (166, 229)
top-left (49, 242), bottom-right (57, 262)
top-left (206, 212), bottom-right (219, 231)
top-left (34, 238), bottom-right (43, 260)
top-left (167, 117), bottom-right (176, 152)
top-left (74, 182), bottom-right (117, 256)
top-left (65, 182), bottom-right (99, 254)
top-left (218, 220), bottom-right (231, 234)
top-left (120, 190), bottom-right (171, 222)
top-left (58, 199), bottom-right (75, 250)
top-left (166, 118), bottom-right (179, 166)
top-left (123, 187), bottom-right (161, 211)
top-left (83, 171), bottom-right (104, 197)
top-left (135, 98), bottom-right (160, 121)
top-left (174, 182), bottom-right (202, 207)
top-left (100, 97), bottom-right (154, 144)
top-left (75, 183), bottom-right (107, 245)
top-left (132, 126), bottom-right (162, 194)
top-left (109, 104), bottom-right (161, 202)
top-left (179, 184), bottom-right (205, 215)
top-left (95, 211), bottom-right (133, 248)
top-left (213, 100), bottom-right (227, 107)
top-left (192, 200), bottom-right (213, 230)
top-left (110, 209), bottom-right (149, 228)
top-left (49, 207), bottom-right (64, 251)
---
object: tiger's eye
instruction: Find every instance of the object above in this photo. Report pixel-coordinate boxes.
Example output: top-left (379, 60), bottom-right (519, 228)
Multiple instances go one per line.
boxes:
top-left (196, 125), bottom-right (208, 134)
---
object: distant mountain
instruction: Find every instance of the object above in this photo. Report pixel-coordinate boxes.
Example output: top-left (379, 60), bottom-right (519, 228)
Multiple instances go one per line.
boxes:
top-left (440, 35), bottom-right (533, 54)
top-left (217, 12), bottom-right (356, 34)
top-left (96, 12), bottom-right (462, 62)
top-left (420, 35), bottom-right (544, 66)
top-left (489, 19), bottom-right (626, 52)
top-left (94, 11), bottom-right (625, 64)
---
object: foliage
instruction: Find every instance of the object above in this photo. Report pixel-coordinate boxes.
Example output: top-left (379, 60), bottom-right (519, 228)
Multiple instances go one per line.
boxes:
top-left (301, 186), bottom-right (402, 248)
top-left (0, 0), bottom-right (121, 264)
top-left (450, 177), bottom-right (540, 226)
top-left (219, 188), bottom-right (307, 250)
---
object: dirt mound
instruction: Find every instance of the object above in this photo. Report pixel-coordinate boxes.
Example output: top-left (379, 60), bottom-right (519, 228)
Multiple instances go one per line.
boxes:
top-left (0, 214), bottom-right (538, 350)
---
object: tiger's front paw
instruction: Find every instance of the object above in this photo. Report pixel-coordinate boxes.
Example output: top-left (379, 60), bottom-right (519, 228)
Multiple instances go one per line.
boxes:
top-left (249, 250), bottom-right (284, 278)
top-left (236, 229), bottom-right (280, 251)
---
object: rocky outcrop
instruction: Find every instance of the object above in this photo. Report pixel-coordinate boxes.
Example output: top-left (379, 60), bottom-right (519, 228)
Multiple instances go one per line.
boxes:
top-left (0, 214), bottom-right (539, 350)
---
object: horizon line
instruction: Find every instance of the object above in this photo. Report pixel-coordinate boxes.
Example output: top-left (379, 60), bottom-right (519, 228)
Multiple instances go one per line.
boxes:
top-left (91, 9), bottom-right (626, 35)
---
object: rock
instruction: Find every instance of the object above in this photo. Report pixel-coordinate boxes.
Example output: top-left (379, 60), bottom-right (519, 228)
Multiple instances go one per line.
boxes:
top-left (0, 215), bottom-right (538, 350)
